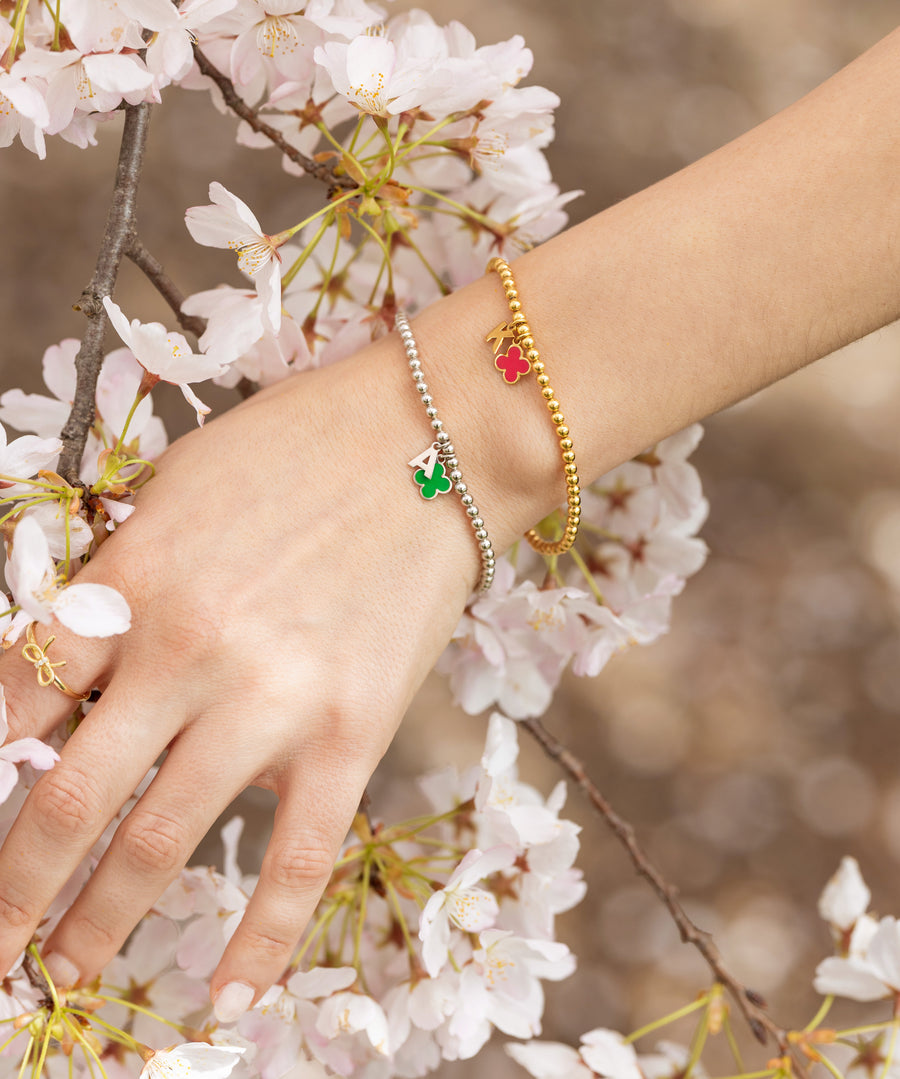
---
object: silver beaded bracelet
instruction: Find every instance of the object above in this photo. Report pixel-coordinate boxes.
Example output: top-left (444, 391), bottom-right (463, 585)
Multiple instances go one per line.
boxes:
top-left (395, 311), bottom-right (496, 591)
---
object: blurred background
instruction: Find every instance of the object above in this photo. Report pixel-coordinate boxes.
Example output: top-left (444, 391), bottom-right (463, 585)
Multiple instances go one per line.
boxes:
top-left (4, 0), bottom-right (900, 1072)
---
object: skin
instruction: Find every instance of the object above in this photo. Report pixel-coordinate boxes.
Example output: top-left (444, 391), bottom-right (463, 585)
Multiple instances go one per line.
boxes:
top-left (2, 23), bottom-right (900, 1018)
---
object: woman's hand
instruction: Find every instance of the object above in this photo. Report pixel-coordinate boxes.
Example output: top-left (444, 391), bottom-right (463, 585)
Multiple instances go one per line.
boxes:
top-left (0, 341), bottom-right (489, 1020)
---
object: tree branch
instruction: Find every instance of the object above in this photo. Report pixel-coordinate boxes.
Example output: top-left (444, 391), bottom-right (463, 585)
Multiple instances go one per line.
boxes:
top-left (520, 715), bottom-right (806, 1066)
top-left (58, 103), bottom-right (152, 484)
top-left (192, 46), bottom-right (358, 192)
top-left (127, 238), bottom-right (207, 338)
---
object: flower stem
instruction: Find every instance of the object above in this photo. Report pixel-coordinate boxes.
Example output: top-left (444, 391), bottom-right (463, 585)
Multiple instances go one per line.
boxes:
top-left (625, 994), bottom-right (709, 1043)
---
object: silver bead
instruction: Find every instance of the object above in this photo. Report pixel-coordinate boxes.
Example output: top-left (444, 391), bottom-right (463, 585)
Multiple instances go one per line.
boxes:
top-left (421, 394), bottom-right (433, 406)
top-left (446, 457), bottom-right (459, 469)
top-left (425, 406), bottom-right (438, 418)
top-left (412, 370), bottom-right (424, 382)
top-left (449, 470), bottom-right (462, 482)
top-left (461, 494), bottom-right (473, 506)
top-left (408, 358), bottom-right (421, 370)
top-left (472, 517), bottom-right (483, 528)
top-left (466, 505), bottom-right (478, 516)
top-left (443, 443), bottom-right (454, 455)
top-left (407, 347), bottom-right (418, 359)
top-left (436, 431), bottom-right (450, 444)
top-left (455, 482), bottom-right (467, 494)
top-left (431, 419), bottom-right (443, 430)
top-left (475, 529), bottom-right (487, 540)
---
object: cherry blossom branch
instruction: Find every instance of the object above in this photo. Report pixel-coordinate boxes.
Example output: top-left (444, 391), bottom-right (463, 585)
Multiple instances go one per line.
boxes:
top-left (191, 46), bottom-right (358, 192)
top-left (520, 715), bottom-right (805, 1065)
top-left (126, 238), bottom-right (207, 339)
top-left (58, 103), bottom-right (152, 484)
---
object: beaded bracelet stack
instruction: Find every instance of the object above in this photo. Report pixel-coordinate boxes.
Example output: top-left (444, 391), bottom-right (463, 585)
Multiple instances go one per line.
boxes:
top-left (395, 311), bottom-right (496, 591)
top-left (484, 256), bottom-right (581, 556)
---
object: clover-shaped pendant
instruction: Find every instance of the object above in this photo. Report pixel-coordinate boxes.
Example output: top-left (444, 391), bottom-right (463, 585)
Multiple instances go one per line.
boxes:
top-left (495, 343), bottom-right (530, 384)
top-left (409, 444), bottom-right (452, 499)
top-left (413, 460), bottom-right (452, 499)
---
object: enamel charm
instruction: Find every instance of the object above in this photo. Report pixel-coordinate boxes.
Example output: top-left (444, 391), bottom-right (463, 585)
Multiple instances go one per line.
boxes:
top-left (409, 444), bottom-right (452, 499)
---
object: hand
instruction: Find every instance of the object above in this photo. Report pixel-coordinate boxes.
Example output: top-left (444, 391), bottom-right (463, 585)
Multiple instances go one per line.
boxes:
top-left (0, 342), bottom-right (484, 1019)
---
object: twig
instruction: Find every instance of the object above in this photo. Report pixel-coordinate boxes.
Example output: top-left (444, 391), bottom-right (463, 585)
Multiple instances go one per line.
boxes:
top-left (520, 715), bottom-right (805, 1068)
top-left (58, 103), bottom-right (152, 484)
top-left (127, 238), bottom-right (207, 338)
top-left (192, 46), bottom-right (358, 192)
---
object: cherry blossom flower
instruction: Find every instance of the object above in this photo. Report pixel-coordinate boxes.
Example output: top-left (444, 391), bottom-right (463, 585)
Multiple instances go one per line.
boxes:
top-left (314, 35), bottom-right (432, 117)
top-left (121, 0), bottom-right (239, 84)
top-left (103, 297), bottom-right (229, 424)
top-left (0, 68), bottom-right (50, 159)
top-left (819, 856), bottom-right (872, 937)
top-left (419, 845), bottom-right (515, 976)
top-left (814, 915), bottom-right (900, 1002)
top-left (5, 515), bottom-right (131, 637)
top-left (16, 49), bottom-right (155, 137)
top-left (0, 685), bottom-right (59, 806)
top-left (185, 183), bottom-right (284, 334)
top-left (0, 421), bottom-right (60, 491)
top-left (139, 1043), bottom-right (246, 1079)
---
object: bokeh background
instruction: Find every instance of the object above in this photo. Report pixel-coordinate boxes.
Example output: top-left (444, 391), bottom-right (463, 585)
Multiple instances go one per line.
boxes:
top-left (4, 0), bottom-right (900, 1073)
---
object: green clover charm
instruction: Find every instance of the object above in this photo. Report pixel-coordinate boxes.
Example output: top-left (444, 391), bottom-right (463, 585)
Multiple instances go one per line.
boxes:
top-left (413, 459), bottom-right (452, 499)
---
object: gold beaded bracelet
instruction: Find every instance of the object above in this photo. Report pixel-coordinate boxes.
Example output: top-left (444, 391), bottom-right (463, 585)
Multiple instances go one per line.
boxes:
top-left (485, 256), bottom-right (581, 556)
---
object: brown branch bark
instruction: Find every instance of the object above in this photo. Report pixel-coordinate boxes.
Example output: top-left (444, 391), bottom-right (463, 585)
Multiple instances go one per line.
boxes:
top-left (58, 103), bottom-right (152, 484)
top-left (192, 46), bottom-right (358, 192)
top-left (127, 238), bottom-right (207, 339)
top-left (520, 715), bottom-right (807, 1067)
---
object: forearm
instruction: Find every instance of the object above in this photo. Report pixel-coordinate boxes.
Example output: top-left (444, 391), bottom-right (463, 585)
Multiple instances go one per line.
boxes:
top-left (398, 26), bottom-right (900, 553)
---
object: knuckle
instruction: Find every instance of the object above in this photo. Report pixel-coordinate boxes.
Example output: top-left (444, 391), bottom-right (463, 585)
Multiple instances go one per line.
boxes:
top-left (266, 839), bottom-right (335, 892)
top-left (62, 908), bottom-right (118, 954)
top-left (238, 925), bottom-right (295, 962)
top-left (0, 889), bottom-right (33, 930)
top-left (118, 810), bottom-right (188, 874)
top-left (32, 768), bottom-right (101, 837)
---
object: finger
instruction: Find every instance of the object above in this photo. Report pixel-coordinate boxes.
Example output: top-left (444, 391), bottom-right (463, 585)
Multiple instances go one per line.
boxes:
top-left (41, 724), bottom-right (259, 985)
top-left (0, 682), bottom-right (176, 977)
top-left (0, 618), bottom-right (113, 741)
top-left (210, 757), bottom-right (370, 1023)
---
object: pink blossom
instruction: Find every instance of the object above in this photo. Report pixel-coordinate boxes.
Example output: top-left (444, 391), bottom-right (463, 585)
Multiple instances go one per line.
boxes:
top-left (5, 515), bottom-right (131, 637)
top-left (419, 846), bottom-right (515, 977)
top-left (103, 297), bottom-right (229, 424)
top-left (0, 685), bottom-right (59, 806)
top-left (185, 183), bottom-right (283, 334)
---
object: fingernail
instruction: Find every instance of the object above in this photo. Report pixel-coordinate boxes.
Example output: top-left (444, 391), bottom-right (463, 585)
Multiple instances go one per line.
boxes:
top-left (213, 981), bottom-right (255, 1024)
top-left (43, 952), bottom-right (80, 989)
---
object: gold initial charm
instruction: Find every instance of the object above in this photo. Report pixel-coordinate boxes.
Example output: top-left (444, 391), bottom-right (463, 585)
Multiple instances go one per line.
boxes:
top-left (485, 321), bottom-right (516, 355)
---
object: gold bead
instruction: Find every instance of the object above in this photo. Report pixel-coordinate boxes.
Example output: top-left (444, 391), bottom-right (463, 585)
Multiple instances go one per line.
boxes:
top-left (563, 451), bottom-right (575, 463)
top-left (505, 288), bottom-right (518, 300)
top-left (560, 438), bottom-right (573, 450)
top-left (509, 300), bottom-right (521, 312)
top-left (526, 349), bottom-right (540, 362)
top-left (556, 423), bottom-right (568, 436)
top-left (548, 399), bottom-right (560, 412)
top-left (537, 374), bottom-right (550, 386)
top-left (541, 387), bottom-right (554, 400)
top-left (565, 464), bottom-right (578, 476)
top-left (569, 494), bottom-right (581, 507)
top-left (520, 336), bottom-right (534, 349)
top-left (515, 323), bottom-right (530, 337)
top-left (566, 476), bottom-right (579, 488)
top-left (512, 312), bottom-right (526, 324)
top-left (532, 360), bottom-right (545, 373)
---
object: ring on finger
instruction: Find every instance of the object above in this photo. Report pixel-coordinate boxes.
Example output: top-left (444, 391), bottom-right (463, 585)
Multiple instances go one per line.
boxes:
top-left (21, 624), bottom-right (91, 702)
